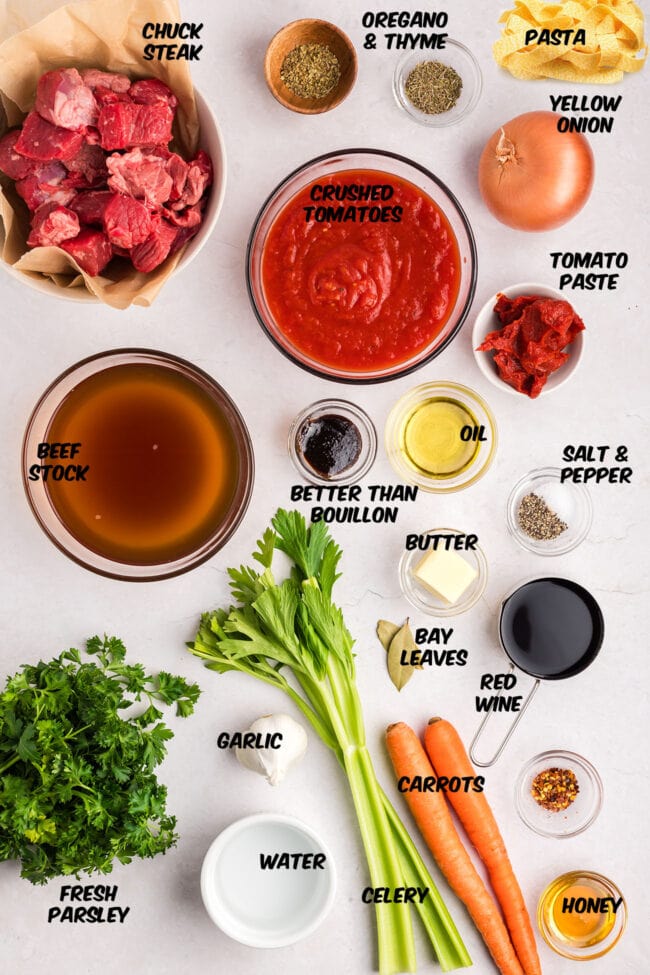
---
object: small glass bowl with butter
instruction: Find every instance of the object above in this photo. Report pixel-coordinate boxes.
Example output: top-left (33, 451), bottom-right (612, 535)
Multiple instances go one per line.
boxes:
top-left (385, 382), bottom-right (497, 493)
top-left (399, 528), bottom-right (487, 617)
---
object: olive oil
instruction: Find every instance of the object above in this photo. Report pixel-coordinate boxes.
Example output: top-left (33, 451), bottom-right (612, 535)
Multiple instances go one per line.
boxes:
top-left (400, 397), bottom-right (479, 478)
top-left (45, 363), bottom-right (240, 565)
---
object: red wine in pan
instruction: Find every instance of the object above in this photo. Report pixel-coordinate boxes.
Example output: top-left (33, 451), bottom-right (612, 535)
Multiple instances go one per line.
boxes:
top-left (499, 578), bottom-right (604, 680)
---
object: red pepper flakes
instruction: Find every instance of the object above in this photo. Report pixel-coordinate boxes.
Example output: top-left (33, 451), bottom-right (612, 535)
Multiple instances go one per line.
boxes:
top-left (531, 767), bottom-right (580, 811)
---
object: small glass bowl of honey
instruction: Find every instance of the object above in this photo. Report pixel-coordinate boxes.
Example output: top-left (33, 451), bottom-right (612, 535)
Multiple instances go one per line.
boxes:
top-left (537, 871), bottom-right (627, 960)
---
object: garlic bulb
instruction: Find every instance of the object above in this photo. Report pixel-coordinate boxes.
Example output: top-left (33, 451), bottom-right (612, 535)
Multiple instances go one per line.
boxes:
top-left (236, 714), bottom-right (308, 786)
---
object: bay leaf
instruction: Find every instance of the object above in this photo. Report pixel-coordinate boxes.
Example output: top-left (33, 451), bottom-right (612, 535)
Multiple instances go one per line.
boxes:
top-left (376, 619), bottom-right (401, 652)
top-left (387, 621), bottom-right (415, 691)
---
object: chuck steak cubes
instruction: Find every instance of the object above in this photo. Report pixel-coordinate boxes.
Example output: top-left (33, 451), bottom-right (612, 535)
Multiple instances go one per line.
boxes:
top-left (0, 69), bottom-right (212, 276)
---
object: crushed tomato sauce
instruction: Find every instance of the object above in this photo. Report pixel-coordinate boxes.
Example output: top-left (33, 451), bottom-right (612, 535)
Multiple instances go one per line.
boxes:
top-left (261, 170), bottom-right (461, 372)
top-left (478, 293), bottom-right (585, 398)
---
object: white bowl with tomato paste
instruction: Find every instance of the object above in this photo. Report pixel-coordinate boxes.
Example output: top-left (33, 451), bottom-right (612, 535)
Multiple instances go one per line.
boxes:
top-left (1, 89), bottom-right (225, 303)
top-left (247, 149), bottom-right (477, 384)
top-left (472, 282), bottom-right (585, 398)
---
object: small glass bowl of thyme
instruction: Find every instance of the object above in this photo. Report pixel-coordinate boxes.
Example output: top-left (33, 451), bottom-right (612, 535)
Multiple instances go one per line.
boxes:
top-left (393, 40), bottom-right (482, 127)
top-left (507, 468), bottom-right (593, 556)
top-left (515, 750), bottom-right (603, 838)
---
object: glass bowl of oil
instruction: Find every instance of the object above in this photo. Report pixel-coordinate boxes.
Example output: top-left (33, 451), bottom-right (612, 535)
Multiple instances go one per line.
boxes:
top-left (537, 871), bottom-right (626, 960)
top-left (22, 350), bottom-right (254, 581)
top-left (385, 381), bottom-right (497, 493)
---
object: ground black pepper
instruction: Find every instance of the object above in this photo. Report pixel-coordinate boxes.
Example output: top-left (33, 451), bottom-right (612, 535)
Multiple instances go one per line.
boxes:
top-left (517, 492), bottom-right (568, 541)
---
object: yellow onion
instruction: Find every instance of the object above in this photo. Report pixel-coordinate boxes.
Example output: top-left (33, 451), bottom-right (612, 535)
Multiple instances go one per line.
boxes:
top-left (478, 111), bottom-right (594, 232)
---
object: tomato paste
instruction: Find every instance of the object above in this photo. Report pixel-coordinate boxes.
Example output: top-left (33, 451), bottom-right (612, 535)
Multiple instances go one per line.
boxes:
top-left (478, 293), bottom-right (585, 398)
top-left (261, 170), bottom-right (461, 372)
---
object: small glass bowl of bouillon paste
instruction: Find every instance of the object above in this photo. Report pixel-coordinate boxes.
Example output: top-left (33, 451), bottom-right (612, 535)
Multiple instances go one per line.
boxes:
top-left (289, 400), bottom-right (377, 485)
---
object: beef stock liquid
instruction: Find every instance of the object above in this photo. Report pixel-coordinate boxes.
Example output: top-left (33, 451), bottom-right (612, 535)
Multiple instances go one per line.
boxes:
top-left (45, 363), bottom-right (239, 565)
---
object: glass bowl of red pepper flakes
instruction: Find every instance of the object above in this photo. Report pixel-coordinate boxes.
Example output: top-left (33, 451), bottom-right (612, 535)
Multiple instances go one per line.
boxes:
top-left (515, 749), bottom-right (603, 838)
top-left (472, 283), bottom-right (585, 398)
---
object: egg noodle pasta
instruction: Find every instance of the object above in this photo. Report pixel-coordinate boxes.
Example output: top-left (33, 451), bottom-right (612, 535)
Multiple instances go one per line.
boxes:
top-left (493, 0), bottom-right (647, 82)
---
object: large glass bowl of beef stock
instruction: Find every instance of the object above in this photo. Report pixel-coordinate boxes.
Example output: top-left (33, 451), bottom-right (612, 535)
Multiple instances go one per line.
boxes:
top-left (22, 350), bottom-right (254, 581)
top-left (246, 149), bottom-right (477, 383)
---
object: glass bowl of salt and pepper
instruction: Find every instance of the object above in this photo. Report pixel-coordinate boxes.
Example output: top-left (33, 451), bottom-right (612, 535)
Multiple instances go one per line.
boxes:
top-left (506, 468), bottom-right (593, 556)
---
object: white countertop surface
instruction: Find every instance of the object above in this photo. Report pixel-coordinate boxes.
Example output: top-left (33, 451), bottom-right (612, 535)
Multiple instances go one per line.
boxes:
top-left (0, 1), bottom-right (648, 974)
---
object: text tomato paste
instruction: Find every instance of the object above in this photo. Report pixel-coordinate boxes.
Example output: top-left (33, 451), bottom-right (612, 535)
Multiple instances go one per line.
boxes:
top-left (261, 170), bottom-right (461, 372)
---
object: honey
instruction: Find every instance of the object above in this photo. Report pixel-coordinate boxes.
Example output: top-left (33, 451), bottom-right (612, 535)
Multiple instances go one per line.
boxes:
top-left (44, 362), bottom-right (241, 565)
top-left (538, 871), bottom-right (626, 960)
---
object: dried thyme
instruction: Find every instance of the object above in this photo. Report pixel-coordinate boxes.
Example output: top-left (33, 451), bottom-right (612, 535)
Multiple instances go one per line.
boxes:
top-left (281, 43), bottom-right (341, 99)
top-left (518, 492), bottom-right (568, 541)
top-left (404, 60), bottom-right (463, 115)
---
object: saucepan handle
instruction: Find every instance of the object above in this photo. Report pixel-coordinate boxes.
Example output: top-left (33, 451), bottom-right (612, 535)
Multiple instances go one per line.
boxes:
top-left (469, 666), bottom-right (540, 768)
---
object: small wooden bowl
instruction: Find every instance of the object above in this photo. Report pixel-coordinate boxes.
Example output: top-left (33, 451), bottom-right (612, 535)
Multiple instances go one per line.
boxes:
top-left (265, 19), bottom-right (357, 115)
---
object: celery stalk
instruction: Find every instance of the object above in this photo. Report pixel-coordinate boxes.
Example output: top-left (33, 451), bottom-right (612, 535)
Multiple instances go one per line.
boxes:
top-left (188, 510), bottom-right (471, 974)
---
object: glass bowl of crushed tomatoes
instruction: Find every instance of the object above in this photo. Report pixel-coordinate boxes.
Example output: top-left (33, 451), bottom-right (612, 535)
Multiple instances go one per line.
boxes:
top-left (472, 283), bottom-right (585, 398)
top-left (246, 149), bottom-right (477, 383)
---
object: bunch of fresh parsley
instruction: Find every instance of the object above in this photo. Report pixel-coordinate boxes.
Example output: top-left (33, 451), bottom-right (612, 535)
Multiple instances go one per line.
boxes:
top-left (0, 636), bottom-right (200, 884)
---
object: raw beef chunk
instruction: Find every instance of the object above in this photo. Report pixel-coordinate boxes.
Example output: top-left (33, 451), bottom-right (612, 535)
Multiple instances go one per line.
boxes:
top-left (15, 162), bottom-right (75, 210)
top-left (81, 69), bottom-right (131, 94)
top-left (35, 68), bottom-right (97, 130)
top-left (130, 215), bottom-right (179, 272)
top-left (61, 229), bottom-right (112, 276)
top-left (97, 102), bottom-right (174, 151)
top-left (69, 190), bottom-right (115, 225)
top-left (27, 203), bottom-right (80, 247)
top-left (15, 112), bottom-right (84, 162)
top-left (64, 142), bottom-right (108, 184)
top-left (0, 130), bottom-right (38, 180)
top-left (107, 148), bottom-right (173, 207)
top-left (130, 78), bottom-right (178, 109)
top-left (103, 194), bottom-right (151, 247)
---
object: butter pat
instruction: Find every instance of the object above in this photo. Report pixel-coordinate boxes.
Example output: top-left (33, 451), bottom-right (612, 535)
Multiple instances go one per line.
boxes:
top-left (413, 549), bottom-right (478, 605)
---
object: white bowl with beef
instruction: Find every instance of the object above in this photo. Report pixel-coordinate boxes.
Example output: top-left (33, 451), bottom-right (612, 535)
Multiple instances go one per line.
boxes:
top-left (0, 70), bottom-right (225, 303)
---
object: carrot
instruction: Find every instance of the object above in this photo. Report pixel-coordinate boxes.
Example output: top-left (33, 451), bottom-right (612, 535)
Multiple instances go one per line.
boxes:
top-left (424, 718), bottom-right (541, 975)
top-left (386, 722), bottom-right (525, 975)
